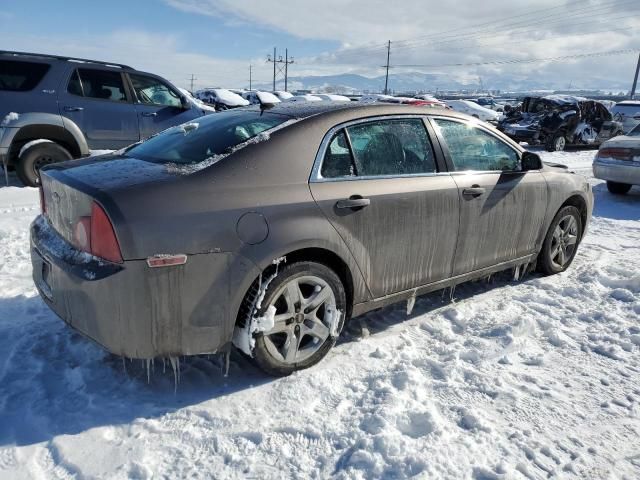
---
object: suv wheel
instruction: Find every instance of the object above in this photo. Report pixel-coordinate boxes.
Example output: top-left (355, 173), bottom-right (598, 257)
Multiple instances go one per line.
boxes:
top-left (246, 262), bottom-right (347, 376)
top-left (606, 181), bottom-right (632, 195)
top-left (17, 141), bottom-right (72, 187)
top-left (537, 206), bottom-right (582, 275)
top-left (545, 132), bottom-right (566, 152)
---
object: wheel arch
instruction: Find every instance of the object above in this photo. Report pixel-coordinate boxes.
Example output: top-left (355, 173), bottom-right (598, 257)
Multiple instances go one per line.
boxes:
top-left (560, 193), bottom-right (588, 236)
top-left (234, 246), bottom-right (356, 329)
top-left (3, 113), bottom-right (89, 166)
top-left (9, 124), bottom-right (82, 165)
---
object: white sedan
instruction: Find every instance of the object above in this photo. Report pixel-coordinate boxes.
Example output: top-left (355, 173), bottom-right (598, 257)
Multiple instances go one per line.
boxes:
top-left (445, 100), bottom-right (501, 123)
top-left (593, 123), bottom-right (640, 195)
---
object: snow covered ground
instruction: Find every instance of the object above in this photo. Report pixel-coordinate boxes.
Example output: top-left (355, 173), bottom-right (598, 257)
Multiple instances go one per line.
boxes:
top-left (0, 150), bottom-right (639, 479)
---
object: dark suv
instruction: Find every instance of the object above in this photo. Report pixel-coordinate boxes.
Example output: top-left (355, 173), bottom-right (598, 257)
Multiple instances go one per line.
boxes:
top-left (0, 51), bottom-right (214, 186)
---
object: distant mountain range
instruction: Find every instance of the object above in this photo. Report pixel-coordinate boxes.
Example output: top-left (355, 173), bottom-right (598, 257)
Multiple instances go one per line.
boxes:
top-left (254, 71), bottom-right (627, 95)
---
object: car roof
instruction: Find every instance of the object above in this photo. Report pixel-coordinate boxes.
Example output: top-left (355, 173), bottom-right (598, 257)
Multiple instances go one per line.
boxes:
top-left (245, 101), bottom-right (460, 121)
top-left (0, 50), bottom-right (133, 69)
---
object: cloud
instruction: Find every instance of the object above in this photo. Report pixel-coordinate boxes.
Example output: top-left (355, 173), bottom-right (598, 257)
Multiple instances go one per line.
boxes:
top-left (163, 0), bottom-right (640, 90)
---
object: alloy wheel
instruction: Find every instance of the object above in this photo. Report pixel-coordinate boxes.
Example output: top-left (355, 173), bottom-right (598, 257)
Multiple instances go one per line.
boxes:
top-left (549, 214), bottom-right (578, 269)
top-left (262, 275), bottom-right (337, 364)
top-left (554, 136), bottom-right (566, 151)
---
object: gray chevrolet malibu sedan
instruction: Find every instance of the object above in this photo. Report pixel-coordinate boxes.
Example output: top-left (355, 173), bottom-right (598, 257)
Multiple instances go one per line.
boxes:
top-left (31, 103), bottom-right (593, 376)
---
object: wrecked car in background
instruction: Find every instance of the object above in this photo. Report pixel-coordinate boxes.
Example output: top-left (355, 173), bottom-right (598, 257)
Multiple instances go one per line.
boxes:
top-left (498, 95), bottom-right (623, 151)
top-left (31, 103), bottom-right (592, 377)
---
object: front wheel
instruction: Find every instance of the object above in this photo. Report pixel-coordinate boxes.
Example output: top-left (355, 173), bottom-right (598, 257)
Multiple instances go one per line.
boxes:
top-left (246, 262), bottom-right (347, 376)
top-left (607, 181), bottom-right (632, 195)
top-left (16, 141), bottom-right (72, 187)
top-left (537, 206), bottom-right (582, 275)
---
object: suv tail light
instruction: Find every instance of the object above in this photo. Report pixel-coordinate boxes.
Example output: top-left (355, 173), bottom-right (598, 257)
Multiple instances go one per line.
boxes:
top-left (71, 202), bottom-right (123, 263)
top-left (598, 147), bottom-right (632, 161)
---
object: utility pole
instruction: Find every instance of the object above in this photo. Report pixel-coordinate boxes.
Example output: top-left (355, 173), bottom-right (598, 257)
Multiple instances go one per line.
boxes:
top-left (631, 52), bottom-right (640, 99)
top-left (266, 48), bottom-right (294, 92)
top-left (188, 73), bottom-right (197, 92)
top-left (384, 40), bottom-right (391, 95)
top-left (249, 65), bottom-right (252, 91)
top-left (285, 49), bottom-right (289, 92)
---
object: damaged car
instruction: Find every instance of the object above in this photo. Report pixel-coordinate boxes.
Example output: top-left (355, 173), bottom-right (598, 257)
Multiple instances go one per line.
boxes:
top-left (31, 103), bottom-right (592, 377)
top-left (498, 95), bottom-right (623, 151)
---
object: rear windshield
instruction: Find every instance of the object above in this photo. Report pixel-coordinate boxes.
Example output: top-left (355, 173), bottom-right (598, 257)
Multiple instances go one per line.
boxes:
top-left (0, 60), bottom-right (50, 91)
top-left (125, 110), bottom-right (289, 164)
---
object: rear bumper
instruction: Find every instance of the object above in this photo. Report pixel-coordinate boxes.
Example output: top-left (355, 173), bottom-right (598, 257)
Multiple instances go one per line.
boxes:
top-left (30, 215), bottom-right (259, 358)
top-left (593, 160), bottom-right (640, 185)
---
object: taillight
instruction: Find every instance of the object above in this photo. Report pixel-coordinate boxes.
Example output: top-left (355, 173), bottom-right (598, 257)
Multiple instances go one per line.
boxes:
top-left (598, 147), bottom-right (632, 161)
top-left (39, 187), bottom-right (46, 214)
top-left (90, 202), bottom-right (123, 263)
top-left (71, 202), bottom-right (123, 263)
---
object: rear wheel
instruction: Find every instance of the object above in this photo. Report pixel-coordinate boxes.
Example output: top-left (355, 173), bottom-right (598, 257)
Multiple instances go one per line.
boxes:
top-left (606, 181), bottom-right (632, 195)
top-left (537, 206), bottom-right (582, 275)
top-left (247, 262), bottom-right (347, 376)
top-left (545, 132), bottom-right (566, 152)
top-left (16, 141), bottom-right (72, 187)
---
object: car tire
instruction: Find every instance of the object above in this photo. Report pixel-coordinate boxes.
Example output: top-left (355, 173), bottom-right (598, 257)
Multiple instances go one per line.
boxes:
top-left (16, 141), bottom-right (72, 187)
top-left (537, 206), bottom-right (582, 275)
top-left (545, 132), bottom-right (566, 152)
top-left (606, 181), bottom-right (632, 195)
top-left (246, 261), bottom-right (347, 377)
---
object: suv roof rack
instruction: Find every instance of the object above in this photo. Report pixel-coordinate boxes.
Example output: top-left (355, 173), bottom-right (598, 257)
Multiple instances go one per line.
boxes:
top-left (0, 50), bottom-right (133, 70)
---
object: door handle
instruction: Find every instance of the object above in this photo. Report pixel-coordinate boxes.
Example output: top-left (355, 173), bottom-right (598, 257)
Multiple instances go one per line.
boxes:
top-left (462, 186), bottom-right (486, 198)
top-left (336, 196), bottom-right (370, 210)
top-left (141, 112), bottom-right (158, 117)
top-left (63, 106), bottom-right (83, 112)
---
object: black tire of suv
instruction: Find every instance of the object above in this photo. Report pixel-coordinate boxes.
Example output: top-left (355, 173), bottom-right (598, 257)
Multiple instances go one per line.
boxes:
top-left (16, 142), bottom-right (72, 187)
top-left (248, 262), bottom-right (347, 377)
top-left (537, 206), bottom-right (582, 276)
top-left (606, 181), bottom-right (632, 195)
top-left (545, 132), bottom-right (566, 152)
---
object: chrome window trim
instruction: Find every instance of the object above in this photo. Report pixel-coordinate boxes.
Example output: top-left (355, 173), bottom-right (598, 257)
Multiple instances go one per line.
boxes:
top-left (428, 115), bottom-right (532, 174)
top-left (310, 114), bottom-right (441, 183)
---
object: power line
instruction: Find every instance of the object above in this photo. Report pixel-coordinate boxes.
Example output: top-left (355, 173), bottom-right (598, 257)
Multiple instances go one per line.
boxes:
top-left (391, 48), bottom-right (639, 68)
top-left (303, 0), bottom-right (636, 63)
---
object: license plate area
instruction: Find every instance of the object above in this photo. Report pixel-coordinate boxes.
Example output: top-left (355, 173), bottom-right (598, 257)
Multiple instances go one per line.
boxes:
top-left (34, 249), bottom-right (53, 300)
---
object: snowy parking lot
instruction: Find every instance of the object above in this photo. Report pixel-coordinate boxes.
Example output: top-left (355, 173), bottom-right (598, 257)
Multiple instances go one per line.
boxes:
top-left (0, 150), bottom-right (639, 479)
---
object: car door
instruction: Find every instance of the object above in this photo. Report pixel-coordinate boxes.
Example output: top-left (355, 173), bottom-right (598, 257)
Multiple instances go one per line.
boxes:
top-left (431, 117), bottom-right (548, 276)
top-left (127, 72), bottom-right (201, 140)
top-left (58, 67), bottom-right (139, 150)
top-left (309, 117), bottom-right (460, 298)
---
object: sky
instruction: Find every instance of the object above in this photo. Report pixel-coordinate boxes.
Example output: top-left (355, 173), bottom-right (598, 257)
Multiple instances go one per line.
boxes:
top-left (1, 0), bottom-right (639, 92)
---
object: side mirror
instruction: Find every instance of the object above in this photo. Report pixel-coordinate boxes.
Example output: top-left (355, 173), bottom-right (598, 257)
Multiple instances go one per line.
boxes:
top-left (180, 96), bottom-right (192, 110)
top-left (521, 151), bottom-right (543, 171)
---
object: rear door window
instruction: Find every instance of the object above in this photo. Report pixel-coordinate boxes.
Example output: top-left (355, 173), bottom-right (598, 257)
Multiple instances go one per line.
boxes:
top-left (67, 68), bottom-right (127, 102)
top-left (0, 60), bottom-right (50, 91)
top-left (345, 119), bottom-right (436, 177)
top-left (434, 118), bottom-right (519, 172)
